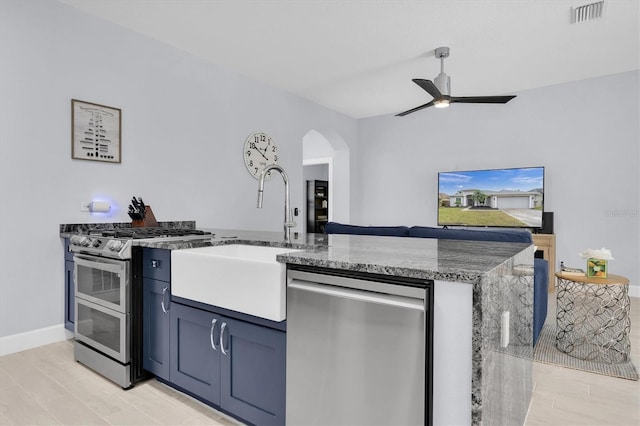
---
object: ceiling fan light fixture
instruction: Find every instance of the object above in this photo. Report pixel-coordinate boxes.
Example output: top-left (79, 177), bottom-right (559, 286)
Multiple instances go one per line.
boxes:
top-left (434, 99), bottom-right (450, 108)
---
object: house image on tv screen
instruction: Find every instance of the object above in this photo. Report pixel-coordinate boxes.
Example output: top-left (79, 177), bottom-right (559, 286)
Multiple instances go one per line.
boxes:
top-left (449, 189), bottom-right (543, 209)
top-left (438, 167), bottom-right (544, 228)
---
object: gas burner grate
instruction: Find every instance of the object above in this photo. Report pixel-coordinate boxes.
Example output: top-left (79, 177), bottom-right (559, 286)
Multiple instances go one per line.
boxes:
top-left (101, 228), bottom-right (212, 239)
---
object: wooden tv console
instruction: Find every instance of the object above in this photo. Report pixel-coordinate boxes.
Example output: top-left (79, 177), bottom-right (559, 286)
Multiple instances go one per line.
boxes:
top-left (532, 233), bottom-right (556, 292)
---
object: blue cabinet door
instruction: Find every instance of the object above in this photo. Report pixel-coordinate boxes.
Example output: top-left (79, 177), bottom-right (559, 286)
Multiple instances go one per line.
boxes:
top-left (142, 278), bottom-right (171, 379)
top-left (220, 316), bottom-right (286, 425)
top-left (170, 302), bottom-right (221, 405)
top-left (64, 260), bottom-right (75, 332)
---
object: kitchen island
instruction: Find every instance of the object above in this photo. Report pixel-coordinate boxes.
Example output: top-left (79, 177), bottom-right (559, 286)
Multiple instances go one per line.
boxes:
top-left (61, 225), bottom-right (534, 425)
top-left (143, 228), bottom-right (534, 425)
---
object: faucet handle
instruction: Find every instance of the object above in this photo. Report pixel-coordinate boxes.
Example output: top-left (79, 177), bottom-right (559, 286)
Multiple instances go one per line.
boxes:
top-left (285, 220), bottom-right (297, 228)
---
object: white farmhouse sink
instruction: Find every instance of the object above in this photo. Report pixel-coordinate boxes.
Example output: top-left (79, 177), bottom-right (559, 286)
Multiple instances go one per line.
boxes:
top-left (171, 244), bottom-right (302, 321)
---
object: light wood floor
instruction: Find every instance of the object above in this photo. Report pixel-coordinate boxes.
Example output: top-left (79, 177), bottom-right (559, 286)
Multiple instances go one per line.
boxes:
top-left (0, 340), bottom-right (241, 426)
top-left (1, 297), bottom-right (638, 425)
top-left (525, 294), bottom-right (640, 426)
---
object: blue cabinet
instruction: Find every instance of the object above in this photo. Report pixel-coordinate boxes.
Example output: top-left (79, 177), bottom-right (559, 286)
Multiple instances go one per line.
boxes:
top-left (220, 316), bottom-right (286, 425)
top-left (170, 302), bottom-right (286, 425)
top-left (170, 302), bottom-right (222, 404)
top-left (139, 246), bottom-right (286, 424)
top-left (142, 248), bottom-right (172, 380)
top-left (63, 238), bottom-right (74, 332)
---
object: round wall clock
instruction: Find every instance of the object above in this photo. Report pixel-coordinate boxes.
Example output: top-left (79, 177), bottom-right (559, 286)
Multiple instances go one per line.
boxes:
top-left (243, 132), bottom-right (279, 180)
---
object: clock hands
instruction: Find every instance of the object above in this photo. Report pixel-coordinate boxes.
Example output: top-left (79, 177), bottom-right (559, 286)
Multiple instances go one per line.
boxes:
top-left (253, 138), bottom-right (273, 161)
top-left (253, 146), bottom-right (269, 161)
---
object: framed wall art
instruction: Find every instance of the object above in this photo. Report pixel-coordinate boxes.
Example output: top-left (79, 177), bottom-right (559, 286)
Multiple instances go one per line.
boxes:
top-left (71, 99), bottom-right (121, 163)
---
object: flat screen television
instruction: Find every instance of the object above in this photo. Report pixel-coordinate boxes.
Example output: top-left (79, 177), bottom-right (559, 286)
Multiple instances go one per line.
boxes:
top-left (438, 166), bottom-right (544, 229)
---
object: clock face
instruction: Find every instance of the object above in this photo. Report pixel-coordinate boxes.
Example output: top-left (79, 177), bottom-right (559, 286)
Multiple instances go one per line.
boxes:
top-left (244, 132), bottom-right (279, 180)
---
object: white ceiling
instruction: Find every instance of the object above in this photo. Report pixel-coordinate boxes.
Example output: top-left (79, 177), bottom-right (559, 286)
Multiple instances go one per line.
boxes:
top-left (59, 0), bottom-right (639, 119)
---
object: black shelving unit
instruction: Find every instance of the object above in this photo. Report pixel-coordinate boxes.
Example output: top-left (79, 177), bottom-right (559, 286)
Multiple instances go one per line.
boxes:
top-left (307, 180), bottom-right (329, 233)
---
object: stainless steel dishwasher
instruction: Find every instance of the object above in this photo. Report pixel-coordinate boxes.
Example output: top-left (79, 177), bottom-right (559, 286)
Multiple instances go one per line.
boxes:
top-left (286, 267), bottom-right (433, 426)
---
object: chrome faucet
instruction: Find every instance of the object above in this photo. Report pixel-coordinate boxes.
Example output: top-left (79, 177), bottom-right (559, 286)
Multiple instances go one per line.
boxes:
top-left (257, 164), bottom-right (297, 243)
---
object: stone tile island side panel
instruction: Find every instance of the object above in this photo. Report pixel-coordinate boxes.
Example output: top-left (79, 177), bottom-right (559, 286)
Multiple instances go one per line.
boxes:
top-left (473, 245), bottom-right (534, 425)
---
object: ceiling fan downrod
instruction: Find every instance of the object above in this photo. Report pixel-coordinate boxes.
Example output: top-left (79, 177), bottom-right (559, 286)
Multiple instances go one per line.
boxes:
top-left (434, 47), bottom-right (451, 97)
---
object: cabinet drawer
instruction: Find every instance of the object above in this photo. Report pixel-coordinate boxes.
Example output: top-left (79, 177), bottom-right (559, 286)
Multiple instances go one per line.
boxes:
top-left (142, 248), bottom-right (171, 282)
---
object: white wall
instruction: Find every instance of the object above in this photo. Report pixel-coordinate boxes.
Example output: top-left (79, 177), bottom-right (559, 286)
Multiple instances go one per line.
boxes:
top-left (356, 70), bottom-right (640, 295)
top-left (303, 164), bottom-right (329, 182)
top-left (0, 0), bottom-right (357, 339)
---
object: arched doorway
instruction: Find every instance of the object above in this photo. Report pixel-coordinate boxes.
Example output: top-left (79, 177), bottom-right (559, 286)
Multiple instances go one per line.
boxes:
top-left (302, 129), bottom-right (350, 233)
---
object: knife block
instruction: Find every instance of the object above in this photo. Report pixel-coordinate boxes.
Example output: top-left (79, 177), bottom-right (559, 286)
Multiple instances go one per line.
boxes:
top-left (132, 206), bottom-right (159, 228)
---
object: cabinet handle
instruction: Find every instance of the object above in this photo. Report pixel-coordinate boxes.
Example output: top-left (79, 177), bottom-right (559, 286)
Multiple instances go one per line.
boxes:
top-left (220, 322), bottom-right (229, 356)
top-left (151, 260), bottom-right (160, 268)
top-left (210, 319), bottom-right (218, 351)
top-left (161, 287), bottom-right (169, 314)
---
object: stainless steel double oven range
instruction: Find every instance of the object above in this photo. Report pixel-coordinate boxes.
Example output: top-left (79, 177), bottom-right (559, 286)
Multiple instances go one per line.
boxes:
top-left (69, 227), bottom-right (212, 388)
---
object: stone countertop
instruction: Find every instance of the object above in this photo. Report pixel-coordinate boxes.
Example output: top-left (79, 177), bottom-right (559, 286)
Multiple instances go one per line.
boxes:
top-left (277, 234), bottom-right (530, 284)
top-left (130, 228), bottom-right (323, 250)
top-left (60, 224), bottom-right (530, 284)
top-left (136, 228), bottom-right (531, 285)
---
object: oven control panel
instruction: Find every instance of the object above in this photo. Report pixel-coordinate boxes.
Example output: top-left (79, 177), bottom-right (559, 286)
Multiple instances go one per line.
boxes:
top-left (69, 235), bottom-right (132, 259)
top-left (69, 235), bottom-right (91, 247)
top-left (106, 240), bottom-right (125, 252)
top-left (68, 228), bottom-right (213, 260)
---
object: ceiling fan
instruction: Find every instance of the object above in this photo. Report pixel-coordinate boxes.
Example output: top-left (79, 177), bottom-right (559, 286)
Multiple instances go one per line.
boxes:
top-left (396, 47), bottom-right (516, 116)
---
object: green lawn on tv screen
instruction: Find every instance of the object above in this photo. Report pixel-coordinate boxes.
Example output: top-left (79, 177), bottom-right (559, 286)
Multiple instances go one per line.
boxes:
top-left (438, 207), bottom-right (527, 227)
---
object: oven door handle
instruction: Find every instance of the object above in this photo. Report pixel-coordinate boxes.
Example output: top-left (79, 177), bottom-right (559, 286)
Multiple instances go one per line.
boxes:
top-left (74, 254), bottom-right (126, 274)
top-left (288, 280), bottom-right (425, 311)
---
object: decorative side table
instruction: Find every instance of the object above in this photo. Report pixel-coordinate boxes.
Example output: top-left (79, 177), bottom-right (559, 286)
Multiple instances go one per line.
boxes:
top-left (555, 272), bottom-right (630, 363)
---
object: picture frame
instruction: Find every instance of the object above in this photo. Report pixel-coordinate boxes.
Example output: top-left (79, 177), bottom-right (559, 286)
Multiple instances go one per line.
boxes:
top-left (71, 99), bottom-right (121, 163)
top-left (586, 258), bottom-right (608, 278)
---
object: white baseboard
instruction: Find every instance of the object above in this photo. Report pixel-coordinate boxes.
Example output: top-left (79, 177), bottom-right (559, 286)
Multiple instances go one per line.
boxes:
top-left (630, 286), bottom-right (640, 298)
top-left (0, 324), bottom-right (73, 356)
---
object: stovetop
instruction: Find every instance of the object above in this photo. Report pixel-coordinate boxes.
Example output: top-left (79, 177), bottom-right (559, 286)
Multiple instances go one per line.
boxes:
top-left (99, 227), bottom-right (212, 239)
top-left (69, 227), bottom-right (214, 259)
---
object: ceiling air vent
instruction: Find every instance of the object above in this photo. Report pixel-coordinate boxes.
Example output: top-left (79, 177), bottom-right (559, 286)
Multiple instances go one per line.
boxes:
top-left (572, 1), bottom-right (605, 23)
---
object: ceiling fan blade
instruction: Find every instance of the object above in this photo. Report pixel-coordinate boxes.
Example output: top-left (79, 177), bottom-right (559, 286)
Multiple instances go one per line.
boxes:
top-left (395, 100), bottom-right (435, 117)
top-left (450, 95), bottom-right (516, 104)
top-left (412, 79), bottom-right (442, 99)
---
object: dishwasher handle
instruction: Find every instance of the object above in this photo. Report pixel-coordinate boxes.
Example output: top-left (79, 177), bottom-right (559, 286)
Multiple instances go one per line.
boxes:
top-left (289, 280), bottom-right (425, 311)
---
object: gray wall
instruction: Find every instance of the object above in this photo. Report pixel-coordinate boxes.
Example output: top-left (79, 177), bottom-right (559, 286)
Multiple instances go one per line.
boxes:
top-left (356, 71), bottom-right (639, 294)
top-left (303, 164), bottom-right (329, 182)
top-left (0, 0), bottom-right (357, 338)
